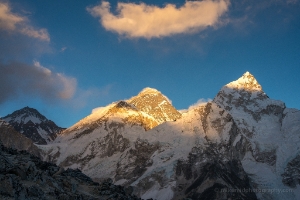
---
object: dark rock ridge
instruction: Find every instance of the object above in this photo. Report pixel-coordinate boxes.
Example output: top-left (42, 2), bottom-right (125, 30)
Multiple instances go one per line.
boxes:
top-left (2, 106), bottom-right (64, 144)
top-left (0, 141), bottom-right (140, 200)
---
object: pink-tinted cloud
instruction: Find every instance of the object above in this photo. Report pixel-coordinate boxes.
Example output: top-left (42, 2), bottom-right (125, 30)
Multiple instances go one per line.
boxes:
top-left (88, 0), bottom-right (230, 39)
top-left (0, 2), bottom-right (50, 41)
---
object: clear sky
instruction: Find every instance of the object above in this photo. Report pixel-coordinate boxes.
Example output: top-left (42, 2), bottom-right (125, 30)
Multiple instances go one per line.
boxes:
top-left (0, 0), bottom-right (299, 128)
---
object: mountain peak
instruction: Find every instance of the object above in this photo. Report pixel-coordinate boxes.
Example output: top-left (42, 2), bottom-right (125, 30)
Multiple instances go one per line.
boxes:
top-left (20, 106), bottom-right (41, 114)
top-left (138, 87), bottom-right (161, 95)
top-left (212, 71), bottom-right (282, 116)
top-left (2, 107), bottom-right (63, 144)
top-left (128, 88), bottom-right (181, 123)
top-left (136, 87), bottom-right (173, 104)
top-left (226, 71), bottom-right (262, 91)
top-left (3, 106), bottom-right (47, 123)
top-left (243, 71), bottom-right (251, 76)
top-left (18, 106), bottom-right (37, 112)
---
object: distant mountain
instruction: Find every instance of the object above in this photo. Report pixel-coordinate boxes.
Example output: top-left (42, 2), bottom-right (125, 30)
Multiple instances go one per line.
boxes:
top-left (2, 106), bottom-right (64, 144)
top-left (12, 72), bottom-right (300, 200)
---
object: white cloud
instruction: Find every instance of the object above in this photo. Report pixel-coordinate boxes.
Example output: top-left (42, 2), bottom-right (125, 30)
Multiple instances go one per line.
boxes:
top-left (188, 98), bottom-right (212, 110)
top-left (92, 106), bottom-right (106, 114)
top-left (20, 27), bottom-right (50, 41)
top-left (88, 0), bottom-right (230, 39)
top-left (33, 60), bottom-right (51, 75)
top-left (0, 2), bottom-right (50, 41)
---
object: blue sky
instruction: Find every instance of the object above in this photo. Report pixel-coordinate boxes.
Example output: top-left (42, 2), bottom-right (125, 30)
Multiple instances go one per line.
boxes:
top-left (0, 0), bottom-right (299, 127)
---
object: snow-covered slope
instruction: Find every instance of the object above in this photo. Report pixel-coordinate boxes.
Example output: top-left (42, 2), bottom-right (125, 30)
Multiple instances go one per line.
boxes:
top-left (45, 100), bottom-right (162, 179)
top-left (57, 100), bottom-right (159, 141)
top-left (2, 107), bottom-right (64, 144)
top-left (38, 72), bottom-right (300, 200)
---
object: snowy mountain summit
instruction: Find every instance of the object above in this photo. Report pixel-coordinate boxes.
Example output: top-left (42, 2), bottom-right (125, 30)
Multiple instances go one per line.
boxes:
top-left (2, 107), bottom-right (64, 144)
top-left (227, 71), bottom-right (263, 91)
top-left (31, 72), bottom-right (300, 200)
top-left (128, 87), bottom-right (182, 123)
top-left (213, 71), bottom-right (279, 114)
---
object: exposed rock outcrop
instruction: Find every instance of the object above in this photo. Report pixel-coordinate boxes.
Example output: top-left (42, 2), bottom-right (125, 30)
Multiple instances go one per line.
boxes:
top-left (0, 141), bottom-right (139, 200)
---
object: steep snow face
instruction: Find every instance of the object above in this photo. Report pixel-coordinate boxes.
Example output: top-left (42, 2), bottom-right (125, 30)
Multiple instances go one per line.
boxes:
top-left (213, 72), bottom-right (285, 149)
top-left (2, 107), bottom-right (64, 145)
top-left (57, 101), bottom-right (159, 142)
top-left (213, 72), bottom-right (300, 199)
top-left (49, 100), bottom-right (161, 172)
top-left (65, 103), bottom-right (116, 132)
top-left (128, 87), bottom-right (182, 123)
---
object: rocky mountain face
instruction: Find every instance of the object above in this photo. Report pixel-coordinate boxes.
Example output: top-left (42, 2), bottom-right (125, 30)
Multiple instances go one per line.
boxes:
top-left (0, 141), bottom-right (140, 200)
top-left (213, 72), bottom-right (300, 200)
top-left (2, 106), bottom-right (64, 145)
top-left (0, 120), bottom-right (41, 157)
top-left (127, 87), bottom-right (182, 123)
top-left (5, 72), bottom-right (299, 200)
